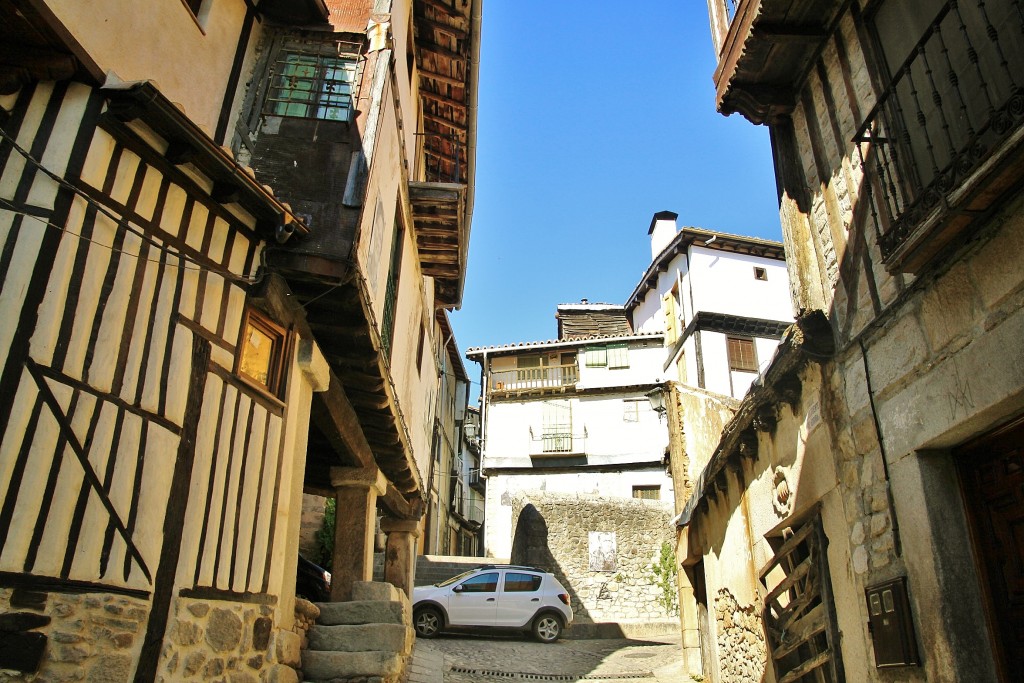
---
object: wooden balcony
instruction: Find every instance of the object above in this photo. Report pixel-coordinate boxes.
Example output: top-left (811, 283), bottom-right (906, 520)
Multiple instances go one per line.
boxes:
top-left (709, 0), bottom-right (842, 124)
top-left (409, 179), bottom-right (467, 308)
top-left (487, 364), bottom-right (579, 396)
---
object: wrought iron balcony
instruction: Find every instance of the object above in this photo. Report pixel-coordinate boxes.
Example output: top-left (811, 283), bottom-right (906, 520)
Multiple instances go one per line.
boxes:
top-left (528, 426), bottom-right (588, 457)
top-left (468, 467), bottom-right (485, 493)
top-left (487, 364), bottom-right (579, 395)
top-left (855, 0), bottom-right (1024, 271)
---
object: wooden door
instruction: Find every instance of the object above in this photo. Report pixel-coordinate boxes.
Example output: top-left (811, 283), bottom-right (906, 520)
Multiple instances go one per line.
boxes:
top-left (957, 416), bottom-right (1024, 683)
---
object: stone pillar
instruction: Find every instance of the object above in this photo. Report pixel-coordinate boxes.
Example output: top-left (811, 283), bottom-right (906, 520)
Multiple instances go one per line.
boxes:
top-left (380, 517), bottom-right (421, 598)
top-left (330, 466), bottom-right (387, 601)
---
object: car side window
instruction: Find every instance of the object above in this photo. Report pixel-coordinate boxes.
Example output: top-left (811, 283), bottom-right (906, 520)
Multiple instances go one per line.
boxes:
top-left (458, 572), bottom-right (498, 593)
top-left (504, 572), bottom-right (542, 592)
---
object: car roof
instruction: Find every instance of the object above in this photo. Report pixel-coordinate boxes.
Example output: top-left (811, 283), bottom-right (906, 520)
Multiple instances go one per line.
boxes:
top-left (473, 564), bottom-right (547, 573)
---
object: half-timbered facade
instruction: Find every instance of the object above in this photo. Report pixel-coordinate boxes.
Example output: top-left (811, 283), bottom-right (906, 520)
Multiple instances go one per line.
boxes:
top-left (0, 0), bottom-right (480, 680)
top-left (675, 0), bottom-right (1024, 681)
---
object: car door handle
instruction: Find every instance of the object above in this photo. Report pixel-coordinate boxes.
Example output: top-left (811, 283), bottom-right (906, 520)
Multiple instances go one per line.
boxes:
top-left (486, 598), bottom-right (495, 602)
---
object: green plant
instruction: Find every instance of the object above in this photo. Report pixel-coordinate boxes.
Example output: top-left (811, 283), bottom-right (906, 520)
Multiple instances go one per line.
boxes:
top-left (649, 541), bottom-right (679, 616)
top-left (689, 675), bottom-right (704, 682)
top-left (316, 497), bottom-right (336, 567)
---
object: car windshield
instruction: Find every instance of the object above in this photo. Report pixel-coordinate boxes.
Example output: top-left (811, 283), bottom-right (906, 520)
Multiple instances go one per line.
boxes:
top-left (435, 569), bottom-right (482, 587)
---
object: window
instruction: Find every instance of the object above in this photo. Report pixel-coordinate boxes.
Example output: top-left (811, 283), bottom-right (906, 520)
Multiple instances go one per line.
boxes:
top-left (584, 346), bottom-right (607, 367)
top-left (458, 572), bottom-right (498, 593)
top-left (517, 355), bottom-right (544, 369)
top-left (416, 320), bottom-right (426, 373)
top-left (623, 399), bottom-right (641, 422)
top-left (607, 343), bottom-right (629, 369)
top-left (380, 217), bottom-right (405, 359)
top-left (541, 400), bottom-right (572, 453)
top-left (632, 485), bottom-right (660, 500)
top-left (754, 267), bottom-right (767, 281)
top-left (504, 572), bottom-right (542, 593)
top-left (237, 308), bottom-right (288, 396)
top-left (727, 337), bottom-right (757, 373)
top-left (266, 42), bottom-right (360, 122)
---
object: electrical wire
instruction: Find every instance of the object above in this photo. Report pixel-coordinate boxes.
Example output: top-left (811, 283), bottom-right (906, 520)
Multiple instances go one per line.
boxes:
top-left (0, 125), bottom-right (260, 285)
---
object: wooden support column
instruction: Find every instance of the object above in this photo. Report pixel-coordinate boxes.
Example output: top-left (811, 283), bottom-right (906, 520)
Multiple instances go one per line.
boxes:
top-left (330, 466), bottom-right (387, 601)
top-left (380, 517), bottom-right (422, 598)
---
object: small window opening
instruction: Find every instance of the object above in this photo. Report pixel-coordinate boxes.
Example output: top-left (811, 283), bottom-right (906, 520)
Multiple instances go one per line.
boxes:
top-left (754, 267), bottom-right (768, 281)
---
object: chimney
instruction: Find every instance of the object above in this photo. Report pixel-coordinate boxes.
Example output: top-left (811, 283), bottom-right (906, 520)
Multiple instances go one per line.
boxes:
top-left (648, 211), bottom-right (679, 260)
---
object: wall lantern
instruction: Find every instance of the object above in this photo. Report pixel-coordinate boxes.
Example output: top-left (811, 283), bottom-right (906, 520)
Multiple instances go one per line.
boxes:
top-left (646, 386), bottom-right (667, 420)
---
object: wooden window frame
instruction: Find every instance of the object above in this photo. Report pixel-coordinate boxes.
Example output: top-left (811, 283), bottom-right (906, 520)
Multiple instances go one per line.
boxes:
top-left (727, 336), bottom-right (758, 373)
top-left (632, 485), bottom-right (660, 500)
top-left (607, 343), bottom-right (630, 369)
top-left (236, 307), bottom-right (290, 398)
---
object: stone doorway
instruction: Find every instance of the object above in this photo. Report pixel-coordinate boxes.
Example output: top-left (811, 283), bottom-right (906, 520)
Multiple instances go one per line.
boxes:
top-left (956, 415), bottom-right (1024, 683)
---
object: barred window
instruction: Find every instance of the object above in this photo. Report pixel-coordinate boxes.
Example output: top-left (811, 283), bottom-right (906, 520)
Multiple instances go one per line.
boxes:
top-left (266, 43), bottom-right (360, 122)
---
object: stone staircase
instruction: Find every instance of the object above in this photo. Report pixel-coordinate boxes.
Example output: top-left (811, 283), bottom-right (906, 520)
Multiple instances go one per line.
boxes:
top-left (414, 555), bottom-right (508, 586)
top-left (303, 581), bottom-right (413, 683)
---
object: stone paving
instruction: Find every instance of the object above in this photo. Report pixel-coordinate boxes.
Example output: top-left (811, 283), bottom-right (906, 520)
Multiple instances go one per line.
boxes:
top-left (406, 632), bottom-right (687, 683)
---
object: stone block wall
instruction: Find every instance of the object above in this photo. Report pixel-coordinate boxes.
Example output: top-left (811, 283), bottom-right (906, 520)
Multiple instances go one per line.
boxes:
top-left (298, 494), bottom-right (328, 563)
top-left (509, 491), bottom-right (676, 624)
top-left (0, 588), bottom-right (148, 682)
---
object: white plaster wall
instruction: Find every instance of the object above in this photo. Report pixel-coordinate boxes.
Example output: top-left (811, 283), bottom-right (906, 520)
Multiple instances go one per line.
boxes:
top-left (632, 253), bottom-right (688, 334)
top-left (484, 469), bottom-right (674, 559)
top-left (688, 247), bottom-right (793, 321)
top-left (484, 392), bottom-right (668, 466)
top-left (577, 342), bottom-right (667, 388)
top-left (48, 0), bottom-right (251, 136)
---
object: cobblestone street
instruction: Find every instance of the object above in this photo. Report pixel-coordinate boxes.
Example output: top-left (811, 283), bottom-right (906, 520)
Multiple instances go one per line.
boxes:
top-left (407, 632), bottom-right (687, 683)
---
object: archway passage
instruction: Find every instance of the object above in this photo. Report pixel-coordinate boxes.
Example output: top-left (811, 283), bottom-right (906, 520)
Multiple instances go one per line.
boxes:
top-left (957, 415), bottom-right (1024, 683)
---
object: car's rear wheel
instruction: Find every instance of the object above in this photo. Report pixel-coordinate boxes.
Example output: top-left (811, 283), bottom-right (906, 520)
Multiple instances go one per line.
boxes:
top-left (414, 606), bottom-right (443, 638)
top-left (532, 614), bottom-right (562, 643)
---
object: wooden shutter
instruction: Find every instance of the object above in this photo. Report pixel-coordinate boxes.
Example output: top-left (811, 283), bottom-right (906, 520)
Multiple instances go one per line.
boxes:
top-left (760, 515), bottom-right (845, 683)
top-left (728, 337), bottom-right (757, 372)
top-left (663, 293), bottom-right (678, 345)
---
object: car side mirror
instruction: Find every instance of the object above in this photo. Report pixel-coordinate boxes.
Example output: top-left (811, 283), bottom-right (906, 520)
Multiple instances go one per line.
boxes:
top-left (453, 584), bottom-right (464, 593)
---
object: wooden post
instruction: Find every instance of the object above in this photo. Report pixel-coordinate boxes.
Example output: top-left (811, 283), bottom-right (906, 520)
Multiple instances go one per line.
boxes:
top-left (380, 517), bottom-right (421, 598)
top-left (329, 467), bottom-right (386, 601)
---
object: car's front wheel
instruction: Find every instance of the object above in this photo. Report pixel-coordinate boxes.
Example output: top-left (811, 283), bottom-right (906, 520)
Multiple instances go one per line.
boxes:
top-left (532, 614), bottom-right (562, 643)
top-left (414, 606), bottom-right (443, 638)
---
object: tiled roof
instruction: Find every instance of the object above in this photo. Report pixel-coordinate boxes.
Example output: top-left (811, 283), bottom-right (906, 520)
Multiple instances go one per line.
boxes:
top-left (465, 331), bottom-right (662, 358)
top-left (556, 307), bottom-right (633, 340)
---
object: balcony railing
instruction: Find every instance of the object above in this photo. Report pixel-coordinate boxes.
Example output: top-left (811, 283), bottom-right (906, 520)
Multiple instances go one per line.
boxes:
top-left (469, 468), bottom-right (485, 492)
top-left (488, 364), bottom-right (579, 394)
top-left (855, 0), bottom-right (1024, 267)
top-left (528, 426), bottom-right (587, 457)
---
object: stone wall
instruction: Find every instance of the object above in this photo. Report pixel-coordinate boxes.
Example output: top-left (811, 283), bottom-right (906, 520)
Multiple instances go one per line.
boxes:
top-left (155, 596), bottom-right (304, 683)
top-left (713, 588), bottom-right (767, 683)
top-left (509, 491), bottom-right (676, 625)
top-left (299, 493), bottom-right (328, 563)
top-left (0, 588), bottom-right (148, 682)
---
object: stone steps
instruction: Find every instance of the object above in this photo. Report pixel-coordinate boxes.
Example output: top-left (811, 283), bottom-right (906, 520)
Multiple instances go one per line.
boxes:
top-left (302, 581), bottom-right (412, 683)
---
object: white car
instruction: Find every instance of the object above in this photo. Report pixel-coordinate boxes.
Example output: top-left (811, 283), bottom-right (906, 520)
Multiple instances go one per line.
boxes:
top-left (412, 565), bottom-right (574, 643)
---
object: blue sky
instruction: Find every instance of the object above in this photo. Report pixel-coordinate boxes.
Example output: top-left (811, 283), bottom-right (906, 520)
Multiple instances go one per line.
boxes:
top-left (449, 1), bottom-right (781, 360)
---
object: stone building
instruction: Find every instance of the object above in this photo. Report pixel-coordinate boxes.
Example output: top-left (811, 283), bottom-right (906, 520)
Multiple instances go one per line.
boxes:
top-left (674, 0), bottom-right (1024, 681)
top-left (0, 0), bottom-right (480, 680)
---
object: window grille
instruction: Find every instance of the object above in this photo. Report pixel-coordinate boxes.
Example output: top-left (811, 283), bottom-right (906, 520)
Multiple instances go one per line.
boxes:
top-left (266, 42), bottom-right (360, 121)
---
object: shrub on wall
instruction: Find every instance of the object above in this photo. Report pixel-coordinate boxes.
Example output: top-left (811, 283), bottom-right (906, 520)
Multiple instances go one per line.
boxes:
top-left (650, 541), bottom-right (679, 615)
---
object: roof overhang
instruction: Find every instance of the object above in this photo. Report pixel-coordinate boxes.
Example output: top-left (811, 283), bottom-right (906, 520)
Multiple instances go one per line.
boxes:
top-left (409, 181), bottom-right (467, 308)
top-left (256, 0), bottom-right (330, 25)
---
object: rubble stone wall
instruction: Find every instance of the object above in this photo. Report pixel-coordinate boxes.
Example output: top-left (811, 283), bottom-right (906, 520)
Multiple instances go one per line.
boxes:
top-left (510, 491), bottom-right (676, 624)
top-left (713, 588), bottom-right (767, 683)
top-left (155, 596), bottom-right (302, 683)
top-left (0, 588), bottom-right (148, 682)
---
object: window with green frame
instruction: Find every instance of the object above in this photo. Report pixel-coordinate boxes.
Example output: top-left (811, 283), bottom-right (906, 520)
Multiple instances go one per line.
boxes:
top-left (266, 43), bottom-right (359, 121)
top-left (584, 346), bottom-right (607, 367)
top-left (607, 343), bottom-right (629, 369)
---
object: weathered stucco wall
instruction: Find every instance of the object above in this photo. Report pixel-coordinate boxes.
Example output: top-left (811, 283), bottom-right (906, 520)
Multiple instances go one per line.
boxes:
top-left (508, 492), bottom-right (676, 627)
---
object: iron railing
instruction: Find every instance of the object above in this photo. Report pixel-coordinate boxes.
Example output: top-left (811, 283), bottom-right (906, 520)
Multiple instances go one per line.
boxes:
top-left (415, 133), bottom-right (463, 184)
top-left (528, 426), bottom-right (587, 456)
top-left (488, 364), bottom-right (579, 394)
top-left (854, 0), bottom-right (1024, 261)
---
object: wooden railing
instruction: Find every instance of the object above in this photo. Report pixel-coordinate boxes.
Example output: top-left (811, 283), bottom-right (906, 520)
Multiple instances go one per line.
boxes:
top-left (488, 364), bottom-right (578, 394)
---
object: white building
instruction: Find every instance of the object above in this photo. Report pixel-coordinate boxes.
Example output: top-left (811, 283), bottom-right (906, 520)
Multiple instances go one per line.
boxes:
top-left (467, 306), bottom-right (671, 560)
top-left (627, 211), bottom-right (794, 399)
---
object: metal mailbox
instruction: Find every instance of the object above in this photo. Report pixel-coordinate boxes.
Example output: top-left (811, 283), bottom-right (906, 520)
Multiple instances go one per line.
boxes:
top-left (865, 576), bottom-right (920, 667)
